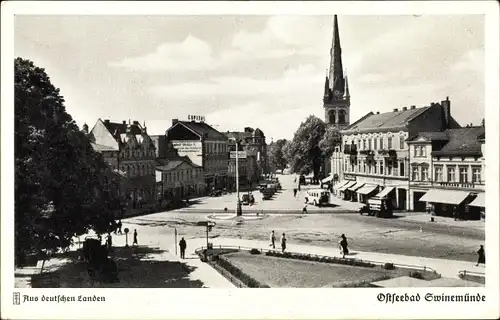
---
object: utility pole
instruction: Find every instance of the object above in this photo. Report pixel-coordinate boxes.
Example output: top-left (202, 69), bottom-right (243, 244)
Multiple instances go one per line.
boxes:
top-left (235, 140), bottom-right (242, 216)
top-left (174, 227), bottom-right (178, 256)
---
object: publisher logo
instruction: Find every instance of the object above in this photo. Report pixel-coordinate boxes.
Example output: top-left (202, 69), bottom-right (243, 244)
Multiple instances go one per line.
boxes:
top-left (13, 292), bottom-right (21, 305)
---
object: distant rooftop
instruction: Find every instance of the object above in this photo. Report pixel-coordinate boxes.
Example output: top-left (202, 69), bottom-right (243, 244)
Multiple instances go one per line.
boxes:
top-left (174, 121), bottom-right (228, 141)
top-left (432, 126), bottom-right (485, 156)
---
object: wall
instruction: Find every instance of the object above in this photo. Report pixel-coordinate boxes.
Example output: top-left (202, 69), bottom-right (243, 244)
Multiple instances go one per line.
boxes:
top-left (171, 140), bottom-right (203, 167)
top-left (90, 120), bottom-right (118, 149)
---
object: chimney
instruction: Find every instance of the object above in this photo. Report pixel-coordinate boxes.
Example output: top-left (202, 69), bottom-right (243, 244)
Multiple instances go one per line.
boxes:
top-left (133, 120), bottom-right (139, 125)
top-left (122, 120), bottom-right (126, 124)
top-left (402, 107), bottom-right (408, 111)
top-left (441, 97), bottom-right (451, 129)
top-left (393, 108), bottom-right (398, 112)
top-left (410, 105), bottom-right (416, 110)
top-left (104, 119), bottom-right (110, 124)
top-left (172, 119), bottom-right (179, 126)
top-left (376, 112), bottom-right (380, 114)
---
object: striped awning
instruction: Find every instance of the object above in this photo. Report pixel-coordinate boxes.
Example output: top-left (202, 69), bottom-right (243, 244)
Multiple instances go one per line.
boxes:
top-left (347, 182), bottom-right (365, 192)
top-left (321, 175), bottom-right (334, 183)
top-left (419, 189), bottom-right (470, 205)
top-left (375, 186), bottom-right (395, 198)
top-left (468, 193), bottom-right (485, 208)
top-left (338, 181), bottom-right (356, 192)
top-left (357, 184), bottom-right (379, 195)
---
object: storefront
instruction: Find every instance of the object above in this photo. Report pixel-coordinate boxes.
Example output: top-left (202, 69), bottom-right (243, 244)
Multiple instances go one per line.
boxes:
top-left (467, 192), bottom-right (485, 220)
top-left (374, 186), bottom-right (396, 209)
top-left (346, 182), bottom-right (365, 202)
top-left (332, 180), bottom-right (350, 196)
top-left (357, 184), bottom-right (379, 203)
top-left (419, 189), bottom-right (477, 219)
top-left (338, 181), bottom-right (356, 200)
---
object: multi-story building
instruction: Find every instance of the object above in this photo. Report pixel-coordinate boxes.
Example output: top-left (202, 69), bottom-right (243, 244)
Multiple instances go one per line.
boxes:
top-left (408, 126), bottom-right (485, 219)
top-left (166, 119), bottom-right (229, 192)
top-left (87, 119), bottom-right (157, 210)
top-left (225, 127), bottom-right (268, 189)
top-left (150, 135), bottom-right (206, 202)
top-left (322, 15), bottom-right (350, 179)
top-left (336, 97), bottom-right (461, 210)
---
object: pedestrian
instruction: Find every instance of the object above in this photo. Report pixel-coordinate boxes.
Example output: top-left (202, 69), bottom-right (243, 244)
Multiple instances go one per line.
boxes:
top-left (453, 207), bottom-right (458, 221)
top-left (281, 233), bottom-right (287, 253)
top-left (269, 230), bottom-right (276, 249)
top-left (293, 188), bottom-right (297, 197)
top-left (106, 234), bottom-right (113, 251)
top-left (339, 234), bottom-right (349, 258)
top-left (302, 205), bottom-right (307, 214)
top-left (133, 229), bottom-right (138, 246)
top-left (476, 245), bottom-right (485, 266)
top-left (179, 237), bottom-right (187, 259)
top-left (117, 220), bottom-right (123, 235)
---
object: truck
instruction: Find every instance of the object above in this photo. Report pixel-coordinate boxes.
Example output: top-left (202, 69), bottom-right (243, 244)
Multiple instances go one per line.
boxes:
top-left (366, 196), bottom-right (394, 218)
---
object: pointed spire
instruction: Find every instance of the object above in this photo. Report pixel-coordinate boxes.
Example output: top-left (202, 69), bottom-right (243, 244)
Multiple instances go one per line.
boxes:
top-left (329, 15), bottom-right (344, 97)
top-left (345, 75), bottom-right (350, 98)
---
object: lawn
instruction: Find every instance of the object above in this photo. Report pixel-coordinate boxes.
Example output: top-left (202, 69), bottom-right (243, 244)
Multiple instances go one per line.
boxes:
top-left (222, 252), bottom-right (401, 288)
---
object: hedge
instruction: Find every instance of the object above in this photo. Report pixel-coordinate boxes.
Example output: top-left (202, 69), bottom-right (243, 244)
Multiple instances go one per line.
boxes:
top-left (265, 250), bottom-right (375, 268)
top-left (216, 257), bottom-right (270, 288)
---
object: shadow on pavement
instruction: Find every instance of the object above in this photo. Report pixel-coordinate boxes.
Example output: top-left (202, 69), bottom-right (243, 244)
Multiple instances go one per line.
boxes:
top-left (30, 246), bottom-right (204, 288)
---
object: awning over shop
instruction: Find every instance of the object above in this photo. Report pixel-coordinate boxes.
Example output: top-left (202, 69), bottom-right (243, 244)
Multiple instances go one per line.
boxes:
top-left (468, 193), bottom-right (485, 208)
top-left (347, 182), bottom-right (365, 192)
top-left (333, 181), bottom-right (350, 190)
top-left (357, 184), bottom-right (379, 195)
top-left (375, 186), bottom-right (395, 198)
top-left (338, 181), bottom-right (356, 192)
top-left (419, 189), bottom-right (471, 205)
top-left (322, 175), bottom-right (334, 183)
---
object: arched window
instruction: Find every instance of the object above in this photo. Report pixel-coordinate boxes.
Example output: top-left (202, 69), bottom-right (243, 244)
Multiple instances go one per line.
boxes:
top-left (338, 110), bottom-right (346, 124)
top-left (328, 110), bottom-right (336, 124)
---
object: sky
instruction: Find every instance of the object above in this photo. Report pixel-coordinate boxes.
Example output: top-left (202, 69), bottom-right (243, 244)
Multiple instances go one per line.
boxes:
top-left (14, 14), bottom-right (485, 141)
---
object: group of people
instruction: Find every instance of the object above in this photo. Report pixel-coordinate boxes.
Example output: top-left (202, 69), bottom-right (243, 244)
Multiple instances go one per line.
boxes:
top-left (269, 230), bottom-right (287, 252)
top-left (269, 231), bottom-right (349, 258)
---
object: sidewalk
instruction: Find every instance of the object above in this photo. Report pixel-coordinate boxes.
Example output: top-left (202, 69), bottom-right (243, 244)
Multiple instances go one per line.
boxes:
top-left (182, 237), bottom-right (486, 280)
top-left (399, 213), bottom-right (485, 230)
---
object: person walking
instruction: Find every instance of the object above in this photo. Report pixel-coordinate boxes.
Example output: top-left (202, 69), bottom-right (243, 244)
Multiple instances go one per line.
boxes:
top-left (179, 237), bottom-right (187, 259)
top-left (281, 233), bottom-right (287, 253)
top-left (339, 234), bottom-right (349, 258)
top-left (293, 188), bottom-right (297, 197)
top-left (117, 220), bottom-right (123, 235)
top-left (476, 245), bottom-right (485, 266)
top-left (133, 229), bottom-right (138, 246)
top-left (106, 234), bottom-right (113, 251)
top-left (302, 205), bottom-right (308, 214)
top-left (269, 230), bottom-right (276, 249)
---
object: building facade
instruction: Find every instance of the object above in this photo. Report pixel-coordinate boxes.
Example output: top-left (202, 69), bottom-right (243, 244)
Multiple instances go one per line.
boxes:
top-left (225, 127), bottom-right (268, 189)
top-left (88, 119), bottom-right (157, 210)
top-left (336, 98), bottom-right (461, 210)
top-left (408, 126), bottom-right (485, 219)
top-left (155, 158), bottom-right (205, 202)
top-left (166, 119), bottom-right (229, 192)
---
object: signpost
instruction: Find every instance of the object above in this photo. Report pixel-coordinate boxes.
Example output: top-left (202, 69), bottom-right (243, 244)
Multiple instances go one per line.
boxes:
top-left (124, 228), bottom-right (130, 247)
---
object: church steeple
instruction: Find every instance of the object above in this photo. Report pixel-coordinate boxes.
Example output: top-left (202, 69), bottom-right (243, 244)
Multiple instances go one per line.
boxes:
top-left (329, 15), bottom-right (345, 98)
top-left (345, 75), bottom-right (350, 99)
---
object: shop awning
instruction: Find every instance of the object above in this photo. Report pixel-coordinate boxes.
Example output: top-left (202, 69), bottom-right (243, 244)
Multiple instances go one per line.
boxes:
top-left (419, 189), bottom-right (471, 205)
top-left (357, 184), bottom-right (379, 195)
top-left (347, 182), bottom-right (365, 192)
top-left (375, 186), bottom-right (395, 198)
top-left (468, 193), bottom-right (485, 208)
top-left (322, 175), bottom-right (334, 183)
top-left (338, 181), bottom-right (356, 192)
top-left (333, 181), bottom-right (350, 190)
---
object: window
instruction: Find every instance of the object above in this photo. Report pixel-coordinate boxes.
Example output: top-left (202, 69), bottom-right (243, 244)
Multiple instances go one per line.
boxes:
top-left (459, 167), bottom-right (468, 183)
top-left (412, 166), bottom-right (419, 181)
top-left (368, 139), bottom-right (372, 150)
top-left (472, 167), bottom-right (482, 183)
top-left (421, 146), bottom-right (426, 157)
top-left (374, 138), bottom-right (378, 150)
top-left (413, 146), bottom-right (418, 157)
top-left (363, 161), bottom-right (366, 173)
top-left (357, 139), bottom-right (361, 150)
top-left (379, 137), bottom-right (384, 149)
top-left (422, 167), bottom-right (429, 181)
top-left (363, 139), bottom-right (367, 150)
top-left (358, 160), bottom-right (361, 172)
top-left (379, 162), bottom-right (384, 175)
top-left (434, 166), bottom-right (442, 182)
top-left (399, 161), bottom-right (405, 176)
top-left (374, 163), bottom-right (377, 174)
top-left (400, 136), bottom-right (405, 149)
top-left (447, 167), bottom-right (456, 182)
top-left (388, 137), bottom-right (393, 149)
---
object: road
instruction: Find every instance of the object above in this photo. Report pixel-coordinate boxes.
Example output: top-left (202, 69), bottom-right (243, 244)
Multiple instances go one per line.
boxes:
top-left (120, 174), bottom-right (484, 263)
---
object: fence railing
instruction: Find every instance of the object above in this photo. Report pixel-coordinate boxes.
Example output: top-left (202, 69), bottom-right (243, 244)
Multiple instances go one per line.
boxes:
top-left (458, 270), bottom-right (485, 278)
top-left (194, 245), bottom-right (437, 273)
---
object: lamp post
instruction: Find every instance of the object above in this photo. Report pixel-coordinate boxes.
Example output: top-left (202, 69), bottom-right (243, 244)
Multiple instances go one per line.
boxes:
top-left (235, 140), bottom-right (242, 216)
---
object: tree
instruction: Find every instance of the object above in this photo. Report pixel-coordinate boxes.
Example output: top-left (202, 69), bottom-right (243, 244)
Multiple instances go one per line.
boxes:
top-left (15, 58), bottom-right (120, 266)
top-left (268, 139), bottom-right (288, 173)
top-left (319, 125), bottom-right (342, 159)
top-left (284, 115), bottom-right (326, 182)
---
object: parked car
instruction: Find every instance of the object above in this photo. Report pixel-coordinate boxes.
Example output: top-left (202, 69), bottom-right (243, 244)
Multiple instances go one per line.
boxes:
top-left (209, 190), bottom-right (223, 197)
top-left (305, 189), bottom-right (330, 206)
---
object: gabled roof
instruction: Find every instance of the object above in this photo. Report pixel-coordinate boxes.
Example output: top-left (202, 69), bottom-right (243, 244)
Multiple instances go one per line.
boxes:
top-left (342, 106), bottom-right (430, 134)
top-left (155, 156), bottom-right (201, 172)
top-left (90, 142), bottom-right (119, 152)
top-left (432, 126), bottom-right (485, 156)
top-left (102, 120), bottom-right (142, 140)
top-left (171, 121), bottom-right (228, 141)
